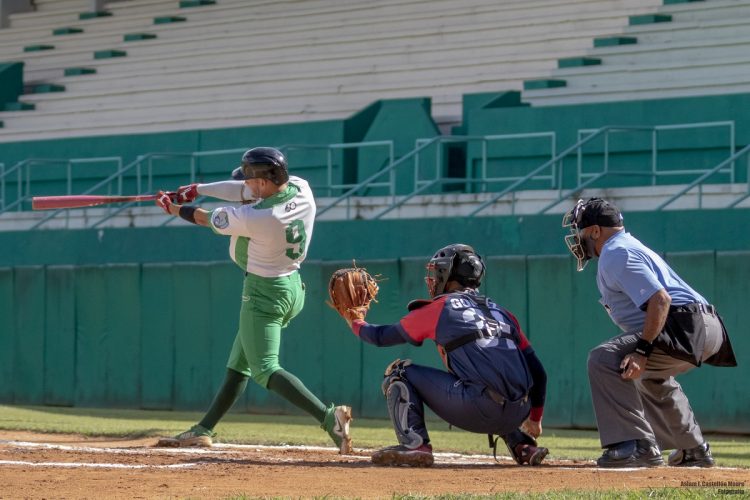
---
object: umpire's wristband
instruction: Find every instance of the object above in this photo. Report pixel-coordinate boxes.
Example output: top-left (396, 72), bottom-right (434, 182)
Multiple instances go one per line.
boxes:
top-left (178, 205), bottom-right (197, 224)
top-left (634, 338), bottom-right (654, 358)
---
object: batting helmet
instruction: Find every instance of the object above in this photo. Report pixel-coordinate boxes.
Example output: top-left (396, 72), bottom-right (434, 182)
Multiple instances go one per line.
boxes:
top-left (231, 147), bottom-right (289, 185)
top-left (425, 244), bottom-right (485, 297)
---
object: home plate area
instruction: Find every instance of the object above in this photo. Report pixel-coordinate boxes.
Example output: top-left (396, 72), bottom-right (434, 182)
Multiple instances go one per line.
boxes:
top-left (0, 432), bottom-right (747, 499)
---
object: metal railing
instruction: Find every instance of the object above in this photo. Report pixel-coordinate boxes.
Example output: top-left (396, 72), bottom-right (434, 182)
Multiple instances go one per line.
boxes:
top-left (31, 155), bottom-right (139, 230)
top-left (5, 121), bottom-right (747, 229)
top-left (156, 141), bottom-right (395, 226)
top-left (467, 128), bottom-right (622, 217)
top-left (1, 157), bottom-right (123, 215)
top-left (534, 122), bottom-right (738, 215)
top-left (576, 121), bottom-right (735, 187)
top-left (658, 143), bottom-right (750, 210)
top-left (24, 141), bottom-right (395, 229)
top-left (317, 138), bottom-right (436, 219)
top-left (371, 132), bottom-right (556, 219)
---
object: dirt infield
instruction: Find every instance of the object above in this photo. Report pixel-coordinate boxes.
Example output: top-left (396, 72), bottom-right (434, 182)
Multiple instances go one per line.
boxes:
top-left (0, 431), bottom-right (748, 499)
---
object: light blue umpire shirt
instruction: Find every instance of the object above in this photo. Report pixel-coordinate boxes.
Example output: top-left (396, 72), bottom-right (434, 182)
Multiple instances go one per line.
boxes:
top-left (596, 231), bottom-right (707, 332)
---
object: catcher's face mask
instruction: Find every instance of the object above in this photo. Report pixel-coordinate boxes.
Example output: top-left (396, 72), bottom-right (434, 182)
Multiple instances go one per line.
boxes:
top-left (562, 199), bottom-right (592, 272)
top-left (425, 261), bottom-right (440, 297)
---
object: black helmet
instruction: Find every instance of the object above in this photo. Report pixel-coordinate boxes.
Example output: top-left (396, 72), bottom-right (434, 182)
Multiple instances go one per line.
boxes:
top-left (425, 244), bottom-right (485, 297)
top-left (231, 147), bottom-right (289, 185)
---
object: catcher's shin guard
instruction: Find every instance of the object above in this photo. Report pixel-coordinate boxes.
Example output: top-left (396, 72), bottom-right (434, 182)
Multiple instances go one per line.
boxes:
top-left (382, 359), bottom-right (424, 449)
top-left (385, 381), bottom-right (424, 449)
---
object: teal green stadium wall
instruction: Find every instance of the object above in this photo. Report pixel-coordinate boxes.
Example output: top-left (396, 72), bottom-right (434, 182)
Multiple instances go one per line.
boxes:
top-left (0, 209), bottom-right (748, 431)
top-left (461, 92), bottom-right (750, 191)
top-left (0, 97), bottom-right (439, 207)
top-left (1, 208), bottom-right (748, 267)
top-left (4, 93), bottom-right (750, 204)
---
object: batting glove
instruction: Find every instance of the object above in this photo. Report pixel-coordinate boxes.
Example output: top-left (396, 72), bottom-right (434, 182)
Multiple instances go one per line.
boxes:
top-left (156, 190), bottom-right (174, 215)
top-left (176, 183), bottom-right (199, 203)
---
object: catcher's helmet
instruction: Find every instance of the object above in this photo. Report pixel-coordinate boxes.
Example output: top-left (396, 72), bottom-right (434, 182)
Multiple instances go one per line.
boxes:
top-left (425, 244), bottom-right (485, 297)
top-left (232, 147), bottom-right (289, 185)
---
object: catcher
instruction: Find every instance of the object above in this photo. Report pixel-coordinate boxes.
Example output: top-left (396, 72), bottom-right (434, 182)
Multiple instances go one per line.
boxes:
top-left (329, 244), bottom-right (549, 467)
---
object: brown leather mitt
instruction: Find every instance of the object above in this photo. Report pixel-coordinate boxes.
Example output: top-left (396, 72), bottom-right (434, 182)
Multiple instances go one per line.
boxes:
top-left (327, 266), bottom-right (379, 323)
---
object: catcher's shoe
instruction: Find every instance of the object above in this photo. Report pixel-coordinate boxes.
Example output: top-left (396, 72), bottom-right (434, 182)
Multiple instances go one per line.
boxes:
top-left (155, 424), bottom-right (215, 448)
top-left (322, 404), bottom-right (353, 454)
top-left (596, 439), bottom-right (664, 468)
top-left (668, 442), bottom-right (715, 467)
top-left (371, 444), bottom-right (434, 467)
top-left (513, 443), bottom-right (549, 466)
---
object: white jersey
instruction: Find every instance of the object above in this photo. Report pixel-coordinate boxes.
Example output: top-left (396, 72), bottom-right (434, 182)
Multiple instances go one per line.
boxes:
top-left (208, 176), bottom-right (315, 277)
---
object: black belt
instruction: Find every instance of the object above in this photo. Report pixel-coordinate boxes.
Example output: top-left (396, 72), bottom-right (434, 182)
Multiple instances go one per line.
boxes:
top-left (670, 303), bottom-right (716, 316)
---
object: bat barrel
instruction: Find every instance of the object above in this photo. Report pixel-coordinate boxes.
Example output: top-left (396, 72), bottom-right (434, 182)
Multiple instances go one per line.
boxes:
top-left (31, 194), bottom-right (162, 210)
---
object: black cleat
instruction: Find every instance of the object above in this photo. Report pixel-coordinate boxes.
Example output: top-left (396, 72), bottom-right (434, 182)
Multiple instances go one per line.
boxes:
top-left (513, 443), bottom-right (549, 466)
top-left (596, 439), bottom-right (664, 468)
top-left (668, 442), bottom-right (715, 467)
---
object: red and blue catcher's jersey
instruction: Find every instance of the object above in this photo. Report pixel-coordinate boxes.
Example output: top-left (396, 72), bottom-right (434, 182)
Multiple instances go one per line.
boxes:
top-left (396, 291), bottom-right (533, 403)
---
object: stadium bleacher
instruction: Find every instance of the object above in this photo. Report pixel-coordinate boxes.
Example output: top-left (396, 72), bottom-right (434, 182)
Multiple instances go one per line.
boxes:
top-left (524, 0), bottom-right (750, 105)
top-left (0, 0), bottom-right (668, 141)
top-left (0, 0), bottom-right (748, 229)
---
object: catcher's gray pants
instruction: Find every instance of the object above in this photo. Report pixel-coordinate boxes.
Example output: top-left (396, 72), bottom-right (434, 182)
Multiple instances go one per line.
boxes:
top-left (587, 311), bottom-right (723, 450)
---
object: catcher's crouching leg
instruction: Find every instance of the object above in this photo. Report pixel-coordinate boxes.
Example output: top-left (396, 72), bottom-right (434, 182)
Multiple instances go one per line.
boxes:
top-left (501, 428), bottom-right (548, 466)
top-left (372, 359), bottom-right (434, 467)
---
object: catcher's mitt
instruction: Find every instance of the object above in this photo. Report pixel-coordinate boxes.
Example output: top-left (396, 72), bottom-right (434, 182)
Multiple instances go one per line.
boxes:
top-left (327, 265), bottom-right (379, 323)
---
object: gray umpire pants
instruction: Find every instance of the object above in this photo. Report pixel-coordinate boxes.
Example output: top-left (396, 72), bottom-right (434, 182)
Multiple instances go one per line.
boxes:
top-left (587, 311), bottom-right (723, 450)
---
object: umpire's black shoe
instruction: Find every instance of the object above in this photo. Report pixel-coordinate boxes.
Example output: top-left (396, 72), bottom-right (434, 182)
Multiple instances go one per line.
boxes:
top-left (668, 442), bottom-right (715, 467)
top-left (596, 439), bottom-right (664, 468)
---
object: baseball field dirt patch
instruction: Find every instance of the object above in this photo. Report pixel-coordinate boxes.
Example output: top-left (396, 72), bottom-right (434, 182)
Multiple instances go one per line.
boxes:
top-left (1, 431), bottom-right (748, 499)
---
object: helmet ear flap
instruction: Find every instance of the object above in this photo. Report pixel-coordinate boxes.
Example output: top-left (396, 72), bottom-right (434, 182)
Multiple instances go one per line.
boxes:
top-left (451, 251), bottom-right (484, 288)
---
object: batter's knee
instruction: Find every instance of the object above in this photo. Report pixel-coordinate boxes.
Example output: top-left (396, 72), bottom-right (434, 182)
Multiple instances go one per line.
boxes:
top-left (250, 364), bottom-right (282, 388)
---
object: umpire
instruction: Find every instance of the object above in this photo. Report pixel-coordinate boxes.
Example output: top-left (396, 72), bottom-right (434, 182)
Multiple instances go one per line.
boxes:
top-left (562, 198), bottom-right (736, 468)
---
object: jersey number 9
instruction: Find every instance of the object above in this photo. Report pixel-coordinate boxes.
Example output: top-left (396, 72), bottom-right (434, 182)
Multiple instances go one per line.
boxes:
top-left (285, 219), bottom-right (307, 260)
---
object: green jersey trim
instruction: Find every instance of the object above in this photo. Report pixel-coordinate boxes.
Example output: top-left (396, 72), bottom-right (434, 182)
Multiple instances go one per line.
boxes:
top-left (253, 183), bottom-right (299, 210)
top-left (234, 236), bottom-right (250, 270)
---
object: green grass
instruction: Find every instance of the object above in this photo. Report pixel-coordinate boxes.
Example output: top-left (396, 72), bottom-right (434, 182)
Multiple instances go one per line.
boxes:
top-left (389, 492), bottom-right (743, 499)
top-left (225, 490), bottom-right (743, 500)
top-left (1, 404), bottom-right (749, 468)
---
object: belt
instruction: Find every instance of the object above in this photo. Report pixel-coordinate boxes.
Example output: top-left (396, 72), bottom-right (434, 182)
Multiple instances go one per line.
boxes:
top-left (670, 303), bottom-right (716, 316)
top-left (485, 388), bottom-right (528, 406)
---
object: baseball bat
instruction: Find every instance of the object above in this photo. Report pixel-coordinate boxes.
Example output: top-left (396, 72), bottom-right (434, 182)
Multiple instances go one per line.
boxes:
top-left (32, 193), bottom-right (174, 210)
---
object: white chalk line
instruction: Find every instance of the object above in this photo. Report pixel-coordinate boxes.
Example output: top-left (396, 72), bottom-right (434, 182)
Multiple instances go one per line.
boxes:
top-left (0, 441), bottom-right (741, 471)
top-left (2, 440), bottom-right (234, 455)
top-left (0, 459), bottom-right (198, 469)
top-left (0, 440), bottom-right (500, 464)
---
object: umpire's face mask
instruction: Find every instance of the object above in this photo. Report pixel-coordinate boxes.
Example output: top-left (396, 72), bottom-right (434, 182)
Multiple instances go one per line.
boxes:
top-left (563, 204), bottom-right (591, 271)
top-left (563, 199), bottom-right (605, 272)
top-left (564, 232), bottom-right (591, 272)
